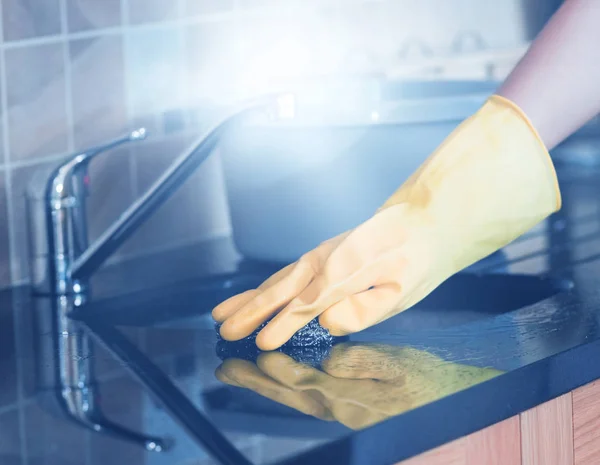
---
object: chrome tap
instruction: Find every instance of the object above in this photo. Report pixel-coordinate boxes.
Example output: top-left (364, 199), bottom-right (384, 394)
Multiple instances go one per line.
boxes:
top-left (27, 96), bottom-right (280, 296)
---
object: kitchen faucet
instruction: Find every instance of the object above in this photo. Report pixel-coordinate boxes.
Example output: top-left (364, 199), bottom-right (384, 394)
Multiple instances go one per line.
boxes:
top-left (27, 96), bottom-right (283, 296)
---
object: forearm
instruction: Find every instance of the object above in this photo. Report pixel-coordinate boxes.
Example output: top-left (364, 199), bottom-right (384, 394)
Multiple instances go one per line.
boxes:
top-left (497, 0), bottom-right (600, 150)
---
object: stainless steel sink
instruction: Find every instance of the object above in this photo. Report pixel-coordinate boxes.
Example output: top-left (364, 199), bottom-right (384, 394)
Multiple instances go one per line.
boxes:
top-left (377, 273), bottom-right (572, 332)
top-left (74, 269), bottom-right (571, 333)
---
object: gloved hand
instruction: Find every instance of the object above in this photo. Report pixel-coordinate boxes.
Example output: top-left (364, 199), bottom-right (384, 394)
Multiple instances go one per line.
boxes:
top-left (215, 343), bottom-right (501, 430)
top-left (213, 95), bottom-right (561, 350)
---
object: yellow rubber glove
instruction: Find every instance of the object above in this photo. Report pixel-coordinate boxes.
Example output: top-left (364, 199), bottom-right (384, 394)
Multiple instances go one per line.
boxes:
top-left (215, 343), bottom-right (502, 430)
top-left (213, 95), bottom-right (561, 350)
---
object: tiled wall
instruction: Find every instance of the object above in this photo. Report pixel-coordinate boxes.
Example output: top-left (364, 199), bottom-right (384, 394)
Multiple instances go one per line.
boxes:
top-left (0, 0), bottom-right (546, 289)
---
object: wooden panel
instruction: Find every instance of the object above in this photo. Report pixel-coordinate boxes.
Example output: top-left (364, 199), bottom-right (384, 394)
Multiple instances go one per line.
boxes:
top-left (573, 379), bottom-right (600, 465)
top-left (466, 416), bottom-right (521, 465)
top-left (521, 393), bottom-right (574, 465)
top-left (399, 416), bottom-right (521, 465)
top-left (399, 438), bottom-right (465, 465)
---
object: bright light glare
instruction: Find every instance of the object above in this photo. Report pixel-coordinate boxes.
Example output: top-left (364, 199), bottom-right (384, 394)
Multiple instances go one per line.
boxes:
top-left (276, 93), bottom-right (296, 119)
top-left (237, 40), bottom-right (311, 97)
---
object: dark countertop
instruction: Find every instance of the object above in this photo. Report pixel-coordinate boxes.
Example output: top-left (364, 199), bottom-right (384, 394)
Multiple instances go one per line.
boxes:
top-left (3, 162), bottom-right (600, 465)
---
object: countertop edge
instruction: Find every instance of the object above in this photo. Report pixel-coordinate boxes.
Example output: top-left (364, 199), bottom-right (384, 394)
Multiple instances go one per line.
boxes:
top-left (276, 337), bottom-right (600, 465)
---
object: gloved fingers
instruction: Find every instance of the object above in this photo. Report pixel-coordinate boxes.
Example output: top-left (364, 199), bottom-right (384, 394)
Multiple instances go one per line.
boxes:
top-left (214, 232), bottom-right (349, 344)
top-left (254, 236), bottom-right (426, 347)
top-left (215, 359), bottom-right (331, 420)
top-left (318, 283), bottom-right (402, 336)
top-left (212, 290), bottom-right (258, 322)
top-left (212, 261), bottom-right (298, 322)
top-left (254, 274), bottom-right (338, 351)
top-left (219, 256), bottom-right (317, 341)
top-left (253, 261), bottom-right (381, 350)
top-left (254, 232), bottom-right (344, 292)
top-left (256, 262), bottom-right (298, 291)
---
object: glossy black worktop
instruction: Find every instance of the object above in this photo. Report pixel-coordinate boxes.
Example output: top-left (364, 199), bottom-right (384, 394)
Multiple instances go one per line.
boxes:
top-left (3, 161), bottom-right (600, 465)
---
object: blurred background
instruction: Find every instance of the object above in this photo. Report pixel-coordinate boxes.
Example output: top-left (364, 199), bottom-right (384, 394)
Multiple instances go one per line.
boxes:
top-left (0, 0), bottom-right (566, 289)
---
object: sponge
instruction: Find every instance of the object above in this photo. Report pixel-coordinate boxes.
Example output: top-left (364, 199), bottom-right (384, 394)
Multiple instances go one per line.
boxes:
top-left (215, 318), bottom-right (344, 367)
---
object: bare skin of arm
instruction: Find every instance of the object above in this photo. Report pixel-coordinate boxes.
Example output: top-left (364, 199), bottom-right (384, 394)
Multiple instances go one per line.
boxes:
top-left (498, 0), bottom-right (600, 150)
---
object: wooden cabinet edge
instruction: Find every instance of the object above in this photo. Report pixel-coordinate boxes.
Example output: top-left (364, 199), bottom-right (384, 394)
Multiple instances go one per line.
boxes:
top-left (521, 392), bottom-right (573, 465)
top-left (397, 416), bottom-right (520, 465)
top-left (397, 379), bottom-right (600, 465)
top-left (573, 379), bottom-right (600, 465)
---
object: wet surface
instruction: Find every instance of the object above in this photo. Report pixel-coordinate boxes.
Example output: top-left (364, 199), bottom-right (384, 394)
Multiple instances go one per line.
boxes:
top-left (5, 164), bottom-right (600, 464)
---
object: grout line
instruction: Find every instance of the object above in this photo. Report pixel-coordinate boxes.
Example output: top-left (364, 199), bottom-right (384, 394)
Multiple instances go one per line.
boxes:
top-left (0, 402), bottom-right (18, 417)
top-left (4, 3), bottom-right (30, 460)
top-left (121, 0), bottom-right (130, 26)
top-left (0, 3), bottom-right (18, 287)
top-left (9, 151), bottom-right (69, 169)
top-left (6, 128), bottom-right (204, 171)
top-left (3, 33), bottom-right (66, 49)
top-left (84, 430), bottom-right (91, 465)
top-left (1, 107), bottom-right (18, 286)
top-left (179, 0), bottom-right (192, 131)
top-left (0, 61), bottom-right (8, 170)
top-left (178, 0), bottom-right (187, 18)
top-left (59, 0), bottom-right (75, 153)
top-left (0, 13), bottom-right (29, 463)
top-left (10, 235), bottom-right (27, 465)
top-left (2, 10), bottom-right (242, 51)
top-left (3, 170), bottom-right (17, 287)
top-left (121, 0), bottom-right (138, 199)
top-left (122, 0), bottom-right (142, 343)
top-left (0, 277), bottom-right (28, 292)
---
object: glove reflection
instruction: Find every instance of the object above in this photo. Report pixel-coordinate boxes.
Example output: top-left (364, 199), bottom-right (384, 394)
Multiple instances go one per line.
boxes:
top-left (215, 343), bottom-right (501, 430)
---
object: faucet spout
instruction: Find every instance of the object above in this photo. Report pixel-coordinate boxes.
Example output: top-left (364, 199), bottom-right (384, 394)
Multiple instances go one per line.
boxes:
top-left (70, 102), bottom-right (262, 284)
top-left (27, 94), bottom-right (283, 295)
top-left (48, 128), bottom-right (147, 202)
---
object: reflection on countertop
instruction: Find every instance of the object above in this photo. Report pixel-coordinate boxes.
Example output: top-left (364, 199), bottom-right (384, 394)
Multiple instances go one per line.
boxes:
top-left (215, 343), bottom-right (502, 430)
top-left (2, 163), bottom-right (600, 464)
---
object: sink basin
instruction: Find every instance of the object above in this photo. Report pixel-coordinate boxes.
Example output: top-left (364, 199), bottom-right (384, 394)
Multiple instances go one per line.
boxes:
top-left (364, 273), bottom-right (571, 332)
top-left (72, 273), bottom-right (271, 327)
top-left (221, 79), bottom-right (497, 263)
top-left (74, 270), bottom-right (570, 331)
top-left (416, 273), bottom-right (567, 312)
